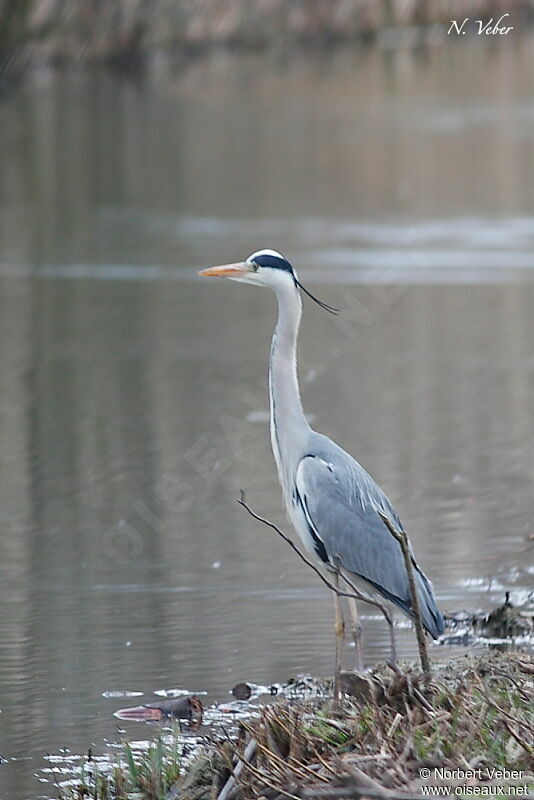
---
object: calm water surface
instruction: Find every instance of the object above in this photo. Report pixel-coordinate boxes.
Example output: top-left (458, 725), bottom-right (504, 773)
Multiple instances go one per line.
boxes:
top-left (1, 38), bottom-right (533, 800)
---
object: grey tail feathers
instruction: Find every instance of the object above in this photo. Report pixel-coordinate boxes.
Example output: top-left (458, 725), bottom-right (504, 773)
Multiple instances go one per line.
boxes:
top-left (414, 568), bottom-right (445, 639)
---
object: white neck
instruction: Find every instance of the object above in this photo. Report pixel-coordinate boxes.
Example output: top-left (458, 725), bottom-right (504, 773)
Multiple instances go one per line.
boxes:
top-left (268, 280), bottom-right (310, 494)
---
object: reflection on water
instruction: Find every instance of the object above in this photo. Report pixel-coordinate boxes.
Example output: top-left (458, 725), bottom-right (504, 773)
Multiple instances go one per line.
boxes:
top-left (0, 39), bottom-right (533, 800)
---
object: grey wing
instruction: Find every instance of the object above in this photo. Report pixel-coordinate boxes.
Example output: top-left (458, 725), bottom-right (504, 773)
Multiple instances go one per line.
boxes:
top-left (295, 454), bottom-right (444, 639)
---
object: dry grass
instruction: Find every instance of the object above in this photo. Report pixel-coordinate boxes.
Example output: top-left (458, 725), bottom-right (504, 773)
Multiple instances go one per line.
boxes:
top-left (60, 651), bottom-right (533, 800)
top-left (214, 652), bottom-right (532, 800)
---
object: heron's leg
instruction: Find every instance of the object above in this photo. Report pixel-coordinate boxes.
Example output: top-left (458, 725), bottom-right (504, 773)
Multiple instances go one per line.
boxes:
top-left (384, 607), bottom-right (398, 669)
top-left (348, 597), bottom-right (364, 672)
top-left (332, 566), bottom-right (345, 700)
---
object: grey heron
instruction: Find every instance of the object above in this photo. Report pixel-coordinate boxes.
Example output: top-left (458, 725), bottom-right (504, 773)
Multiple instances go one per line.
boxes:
top-left (200, 249), bottom-right (444, 672)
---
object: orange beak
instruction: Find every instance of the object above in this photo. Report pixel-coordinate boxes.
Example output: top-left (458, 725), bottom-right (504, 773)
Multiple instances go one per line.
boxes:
top-left (198, 262), bottom-right (248, 278)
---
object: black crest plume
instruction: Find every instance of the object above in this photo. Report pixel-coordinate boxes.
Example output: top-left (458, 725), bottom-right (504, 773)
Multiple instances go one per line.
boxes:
top-left (294, 277), bottom-right (339, 315)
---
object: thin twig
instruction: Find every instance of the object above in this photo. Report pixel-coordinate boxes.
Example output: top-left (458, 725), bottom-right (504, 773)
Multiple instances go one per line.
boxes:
top-left (287, 756), bottom-right (331, 785)
top-left (486, 668), bottom-right (533, 702)
top-left (475, 681), bottom-right (532, 735)
top-left (377, 511), bottom-right (430, 677)
top-left (238, 492), bottom-right (398, 658)
top-left (246, 711), bottom-right (330, 785)
top-left (501, 718), bottom-right (534, 758)
top-left (216, 737), bottom-right (257, 800)
top-left (412, 687), bottom-right (434, 714)
top-left (246, 732), bottom-right (325, 786)
top-left (236, 754), bottom-right (304, 800)
top-left (345, 754), bottom-right (392, 763)
top-left (307, 743), bottom-right (340, 780)
top-left (238, 493), bottom-right (368, 602)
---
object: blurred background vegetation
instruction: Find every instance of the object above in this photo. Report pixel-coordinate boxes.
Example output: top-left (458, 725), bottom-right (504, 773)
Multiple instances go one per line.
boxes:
top-left (2, 0), bottom-right (534, 82)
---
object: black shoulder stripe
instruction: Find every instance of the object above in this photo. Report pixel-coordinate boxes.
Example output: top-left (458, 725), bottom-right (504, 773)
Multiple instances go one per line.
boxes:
top-left (294, 487), bottom-right (329, 564)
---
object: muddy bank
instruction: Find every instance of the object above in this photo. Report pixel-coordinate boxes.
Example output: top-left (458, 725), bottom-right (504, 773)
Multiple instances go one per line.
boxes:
top-left (56, 649), bottom-right (533, 800)
top-left (2, 0), bottom-right (534, 81)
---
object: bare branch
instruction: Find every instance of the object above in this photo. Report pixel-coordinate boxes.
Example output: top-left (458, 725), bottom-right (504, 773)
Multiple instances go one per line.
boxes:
top-left (238, 492), bottom-right (392, 615)
top-left (237, 492), bottom-right (399, 669)
top-left (377, 511), bottom-right (430, 677)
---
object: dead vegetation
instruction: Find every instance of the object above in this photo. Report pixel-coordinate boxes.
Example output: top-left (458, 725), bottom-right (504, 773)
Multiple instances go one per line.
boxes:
top-left (205, 653), bottom-right (533, 800)
top-left (58, 496), bottom-right (532, 800)
top-left (61, 651), bottom-right (533, 800)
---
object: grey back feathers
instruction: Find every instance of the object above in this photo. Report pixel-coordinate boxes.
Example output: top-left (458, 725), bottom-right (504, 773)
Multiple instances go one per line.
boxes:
top-left (295, 434), bottom-right (444, 639)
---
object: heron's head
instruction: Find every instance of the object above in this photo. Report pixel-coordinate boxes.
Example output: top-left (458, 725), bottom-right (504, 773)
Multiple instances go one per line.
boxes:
top-left (199, 249), bottom-right (337, 313)
top-left (199, 249), bottom-right (294, 287)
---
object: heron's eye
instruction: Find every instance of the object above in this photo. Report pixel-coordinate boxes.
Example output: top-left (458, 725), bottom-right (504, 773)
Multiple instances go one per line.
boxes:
top-left (250, 262), bottom-right (259, 272)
